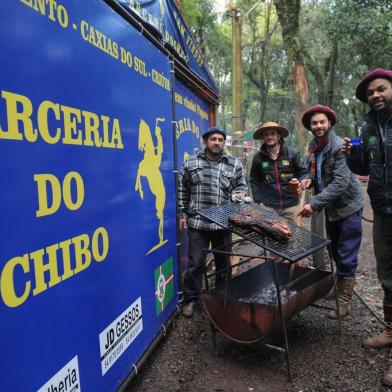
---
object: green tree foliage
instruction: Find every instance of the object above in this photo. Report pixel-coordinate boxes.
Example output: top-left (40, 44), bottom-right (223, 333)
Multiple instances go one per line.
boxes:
top-left (178, 0), bottom-right (233, 126)
top-left (179, 0), bottom-right (392, 143)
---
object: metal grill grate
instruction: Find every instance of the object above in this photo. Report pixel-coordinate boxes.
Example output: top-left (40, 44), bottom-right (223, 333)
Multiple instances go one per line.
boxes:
top-left (198, 203), bottom-right (330, 262)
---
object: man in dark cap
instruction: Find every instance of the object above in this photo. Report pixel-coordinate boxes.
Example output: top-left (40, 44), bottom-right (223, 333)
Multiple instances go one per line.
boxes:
top-left (345, 68), bottom-right (392, 385)
top-left (250, 121), bottom-right (310, 221)
top-left (178, 126), bottom-right (247, 317)
top-left (298, 104), bottom-right (365, 319)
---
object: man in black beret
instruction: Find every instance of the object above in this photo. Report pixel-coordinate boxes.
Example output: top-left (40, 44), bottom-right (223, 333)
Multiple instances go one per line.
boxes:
top-left (345, 68), bottom-right (392, 386)
top-left (178, 127), bottom-right (247, 317)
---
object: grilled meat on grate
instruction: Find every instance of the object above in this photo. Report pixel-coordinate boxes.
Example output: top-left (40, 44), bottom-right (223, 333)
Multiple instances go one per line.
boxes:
top-left (229, 205), bottom-right (292, 242)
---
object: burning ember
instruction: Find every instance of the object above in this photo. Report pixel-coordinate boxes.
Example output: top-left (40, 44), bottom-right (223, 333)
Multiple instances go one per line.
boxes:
top-left (238, 284), bottom-right (297, 305)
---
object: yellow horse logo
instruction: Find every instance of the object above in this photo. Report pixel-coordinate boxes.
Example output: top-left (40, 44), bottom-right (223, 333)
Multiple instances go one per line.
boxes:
top-left (135, 118), bottom-right (168, 255)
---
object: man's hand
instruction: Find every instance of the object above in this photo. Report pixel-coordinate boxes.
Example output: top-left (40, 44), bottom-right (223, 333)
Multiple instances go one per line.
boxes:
top-left (179, 218), bottom-right (187, 231)
top-left (232, 192), bottom-right (246, 202)
top-left (300, 179), bottom-right (312, 190)
top-left (341, 137), bottom-right (352, 155)
top-left (298, 203), bottom-right (314, 218)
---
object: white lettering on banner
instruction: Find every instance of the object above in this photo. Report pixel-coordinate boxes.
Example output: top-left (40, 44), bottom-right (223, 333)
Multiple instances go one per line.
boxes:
top-left (99, 297), bottom-right (143, 375)
top-left (36, 355), bottom-right (81, 392)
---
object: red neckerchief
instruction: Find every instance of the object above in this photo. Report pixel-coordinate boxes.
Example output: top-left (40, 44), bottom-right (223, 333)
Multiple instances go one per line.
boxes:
top-left (307, 138), bottom-right (328, 157)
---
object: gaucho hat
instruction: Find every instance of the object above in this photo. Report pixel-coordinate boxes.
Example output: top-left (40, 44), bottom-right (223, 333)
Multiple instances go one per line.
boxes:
top-left (355, 68), bottom-right (392, 102)
top-left (202, 126), bottom-right (226, 140)
top-left (301, 104), bottom-right (336, 131)
top-left (253, 121), bottom-right (289, 140)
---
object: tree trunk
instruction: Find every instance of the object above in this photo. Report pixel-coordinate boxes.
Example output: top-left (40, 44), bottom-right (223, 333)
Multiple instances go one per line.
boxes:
top-left (273, 0), bottom-right (309, 152)
top-left (292, 55), bottom-right (309, 149)
top-left (306, 53), bottom-right (325, 103)
top-left (326, 41), bottom-right (338, 107)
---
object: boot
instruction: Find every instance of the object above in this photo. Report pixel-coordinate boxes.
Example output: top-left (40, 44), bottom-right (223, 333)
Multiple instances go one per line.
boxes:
top-left (324, 277), bottom-right (337, 300)
top-left (362, 301), bottom-right (392, 349)
top-left (182, 301), bottom-right (195, 318)
top-left (328, 276), bottom-right (355, 319)
top-left (324, 286), bottom-right (335, 300)
top-left (383, 364), bottom-right (392, 386)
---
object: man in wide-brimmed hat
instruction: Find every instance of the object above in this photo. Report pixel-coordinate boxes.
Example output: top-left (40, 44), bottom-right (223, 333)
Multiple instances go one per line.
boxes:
top-left (249, 121), bottom-right (310, 221)
top-left (344, 68), bottom-right (392, 385)
top-left (298, 104), bottom-right (365, 320)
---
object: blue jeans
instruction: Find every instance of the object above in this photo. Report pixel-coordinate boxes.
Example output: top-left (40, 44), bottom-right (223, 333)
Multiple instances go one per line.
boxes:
top-left (325, 209), bottom-right (363, 278)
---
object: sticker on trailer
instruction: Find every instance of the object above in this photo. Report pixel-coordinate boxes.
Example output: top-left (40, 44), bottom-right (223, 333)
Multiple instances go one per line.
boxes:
top-left (99, 297), bottom-right (143, 375)
top-left (37, 356), bottom-right (81, 392)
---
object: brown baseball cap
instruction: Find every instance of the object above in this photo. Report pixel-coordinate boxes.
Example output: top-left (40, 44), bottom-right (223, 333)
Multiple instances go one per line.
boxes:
top-left (253, 121), bottom-right (289, 140)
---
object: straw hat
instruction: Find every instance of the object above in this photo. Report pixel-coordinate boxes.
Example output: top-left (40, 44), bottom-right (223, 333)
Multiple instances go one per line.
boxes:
top-left (253, 121), bottom-right (289, 140)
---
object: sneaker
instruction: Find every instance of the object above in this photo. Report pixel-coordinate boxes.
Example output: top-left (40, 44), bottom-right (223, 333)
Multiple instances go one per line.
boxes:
top-left (182, 301), bottom-right (195, 318)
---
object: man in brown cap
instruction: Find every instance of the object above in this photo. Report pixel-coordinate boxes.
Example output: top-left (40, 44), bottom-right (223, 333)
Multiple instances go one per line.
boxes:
top-left (249, 121), bottom-right (310, 221)
top-left (345, 68), bottom-right (392, 386)
top-left (299, 104), bottom-right (365, 320)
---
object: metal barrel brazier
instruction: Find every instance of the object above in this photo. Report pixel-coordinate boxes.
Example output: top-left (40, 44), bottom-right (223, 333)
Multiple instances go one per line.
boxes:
top-left (197, 203), bottom-right (334, 380)
top-left (203, 261), bottom-right (333, 343)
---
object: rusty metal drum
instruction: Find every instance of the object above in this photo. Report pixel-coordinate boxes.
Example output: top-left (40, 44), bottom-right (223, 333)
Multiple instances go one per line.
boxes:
top-left (203, 261), bottom-right (333, 344)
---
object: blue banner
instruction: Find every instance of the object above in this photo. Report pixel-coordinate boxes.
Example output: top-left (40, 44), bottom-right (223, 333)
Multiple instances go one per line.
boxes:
top-left (0, 1), bottom-right (178, 391)
top-left (175, 79), bottom-right (211, 273)
top-left (117, 0), bottom-right (219, 96)
top-left (175, 79), bottom-right (210, 168)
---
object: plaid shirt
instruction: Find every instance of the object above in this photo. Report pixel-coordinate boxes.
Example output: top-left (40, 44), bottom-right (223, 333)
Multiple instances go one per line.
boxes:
top-left (178, 149), bottom-right (247, 230)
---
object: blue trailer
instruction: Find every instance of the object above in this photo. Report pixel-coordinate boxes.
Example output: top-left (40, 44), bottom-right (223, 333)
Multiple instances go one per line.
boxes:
top-left (0, 1), bottom-right (218, 390)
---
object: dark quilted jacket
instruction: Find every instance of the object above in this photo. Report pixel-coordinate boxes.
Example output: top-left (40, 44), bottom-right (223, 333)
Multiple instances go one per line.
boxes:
top-left (347, 110), bottom-right (392, 215)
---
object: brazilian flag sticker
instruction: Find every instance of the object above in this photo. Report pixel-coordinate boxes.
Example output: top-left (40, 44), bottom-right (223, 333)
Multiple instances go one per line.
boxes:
top-left (155, 257), bottom-right (174, 315)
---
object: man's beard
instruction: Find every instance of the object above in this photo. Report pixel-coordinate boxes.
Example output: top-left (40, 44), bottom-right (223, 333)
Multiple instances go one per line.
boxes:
top-left (207, 146), bottom-right (223, 156)
top-left (265, 141), bottom-right (278, 148)
top-left (371, 98), bottom-right (392, 113)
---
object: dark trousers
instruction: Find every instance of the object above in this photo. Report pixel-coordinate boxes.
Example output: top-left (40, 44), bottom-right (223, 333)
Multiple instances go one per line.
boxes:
top-left (326, 209), bottom-right (362, 278)
top-left (183, 228), bottom-right (231, 303)
top-left (373, 213), bottom-right (392, 301)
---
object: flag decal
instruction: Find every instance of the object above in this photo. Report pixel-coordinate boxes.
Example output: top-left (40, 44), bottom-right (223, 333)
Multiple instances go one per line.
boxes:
top-left (154, 257), bottom-right (174, 315)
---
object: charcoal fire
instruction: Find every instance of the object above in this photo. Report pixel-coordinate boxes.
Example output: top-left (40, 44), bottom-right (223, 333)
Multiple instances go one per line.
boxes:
top-left (238, 284), bottom-right (297, 305)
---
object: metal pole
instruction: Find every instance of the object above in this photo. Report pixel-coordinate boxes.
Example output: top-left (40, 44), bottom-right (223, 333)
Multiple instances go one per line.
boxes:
top-left (311, 209), bottom-right (325, 267)
top-left (271, 260), bottom-right (292, 382)
top-left (227, 4), bottom-right (243, 161)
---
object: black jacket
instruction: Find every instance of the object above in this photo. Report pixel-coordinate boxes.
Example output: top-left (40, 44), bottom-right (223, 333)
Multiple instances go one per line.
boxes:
top-left (250, 142), bottom-right (309, 209)
top-left (347, 110), bottom-right (392, 215)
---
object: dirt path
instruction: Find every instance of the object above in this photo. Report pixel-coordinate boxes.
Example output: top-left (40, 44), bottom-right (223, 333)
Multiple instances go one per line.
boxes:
top-left (128, 196), bottom-right (392, 392)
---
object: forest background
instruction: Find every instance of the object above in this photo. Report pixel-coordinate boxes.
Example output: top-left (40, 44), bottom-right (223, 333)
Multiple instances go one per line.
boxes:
top-left (178, 0), bottom-right (391, 157)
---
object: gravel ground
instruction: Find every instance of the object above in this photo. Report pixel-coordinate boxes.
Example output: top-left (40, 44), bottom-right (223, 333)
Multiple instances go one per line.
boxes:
top-left (127, 194), bottom-right (392, 392)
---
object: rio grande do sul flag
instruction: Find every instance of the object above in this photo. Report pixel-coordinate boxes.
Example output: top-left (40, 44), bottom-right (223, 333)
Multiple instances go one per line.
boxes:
top-left (154, 257), bottom-right (174, 315)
